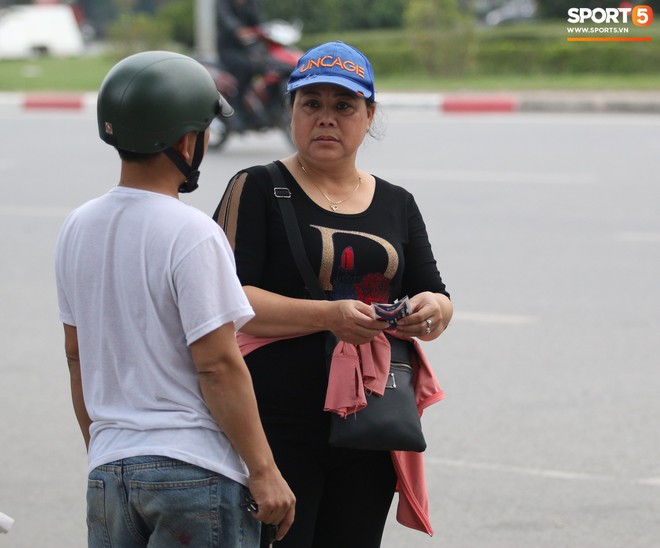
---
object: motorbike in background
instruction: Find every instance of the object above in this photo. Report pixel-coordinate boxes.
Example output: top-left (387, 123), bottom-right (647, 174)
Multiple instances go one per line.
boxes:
top-left (202, 19), bottom-right (303, 151)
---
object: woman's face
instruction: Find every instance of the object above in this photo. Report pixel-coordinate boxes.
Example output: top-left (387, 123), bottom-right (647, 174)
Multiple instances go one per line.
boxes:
top-left (290, 84), bottom-right (375, 164)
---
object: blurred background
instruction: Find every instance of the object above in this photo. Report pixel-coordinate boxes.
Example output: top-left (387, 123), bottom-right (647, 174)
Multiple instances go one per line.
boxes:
top-left (0, 0), bottom-right (659, 93)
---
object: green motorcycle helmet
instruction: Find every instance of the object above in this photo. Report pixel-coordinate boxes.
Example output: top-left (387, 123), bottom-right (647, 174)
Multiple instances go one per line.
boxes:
top-left (97, 50), bottom-right (233, 153)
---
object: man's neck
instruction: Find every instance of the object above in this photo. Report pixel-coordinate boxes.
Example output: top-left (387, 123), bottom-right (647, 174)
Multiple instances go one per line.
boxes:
top-left (118, 157), bottom-right (182, 199)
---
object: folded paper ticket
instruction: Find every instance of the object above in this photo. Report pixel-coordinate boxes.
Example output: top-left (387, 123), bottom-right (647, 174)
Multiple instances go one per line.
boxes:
top-left (371, 296), bottom-right (411, 328)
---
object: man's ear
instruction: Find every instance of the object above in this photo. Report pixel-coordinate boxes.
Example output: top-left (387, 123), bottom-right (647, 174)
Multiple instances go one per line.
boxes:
top-left (172, 132), bottom-right (196, 163)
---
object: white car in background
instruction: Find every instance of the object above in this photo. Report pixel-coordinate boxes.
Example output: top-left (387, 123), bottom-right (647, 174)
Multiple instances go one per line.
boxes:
top-left (0, 4), bottom-right (84, 59)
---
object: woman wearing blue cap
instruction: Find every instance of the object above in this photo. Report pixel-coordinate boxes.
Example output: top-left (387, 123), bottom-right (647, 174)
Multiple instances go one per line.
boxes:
top-left (214, 41), bottom-right (453, 547)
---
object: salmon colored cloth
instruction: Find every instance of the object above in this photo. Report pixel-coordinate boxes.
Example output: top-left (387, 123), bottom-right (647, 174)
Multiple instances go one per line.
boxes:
top-left (235, 330), bottom-right (444, 535)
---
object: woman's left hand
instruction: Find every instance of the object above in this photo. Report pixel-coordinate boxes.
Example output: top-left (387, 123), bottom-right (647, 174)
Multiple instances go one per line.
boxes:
top-left (394, 291), bottom-right (453, 341)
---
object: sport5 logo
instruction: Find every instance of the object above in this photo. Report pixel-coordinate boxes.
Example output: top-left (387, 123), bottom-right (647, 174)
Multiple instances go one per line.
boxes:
top-left (567, 5), bottom-right (653, 26)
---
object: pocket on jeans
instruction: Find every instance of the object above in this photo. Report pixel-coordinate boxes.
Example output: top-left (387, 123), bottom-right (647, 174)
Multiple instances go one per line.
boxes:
top-left (131, 477), bottom-right (221, 545)
top-left (86, 479), bottom-right (108, 547)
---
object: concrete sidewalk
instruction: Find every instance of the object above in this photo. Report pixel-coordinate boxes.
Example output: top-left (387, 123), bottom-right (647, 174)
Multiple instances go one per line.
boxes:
top-left (1, 90), bottom-right (660, 113)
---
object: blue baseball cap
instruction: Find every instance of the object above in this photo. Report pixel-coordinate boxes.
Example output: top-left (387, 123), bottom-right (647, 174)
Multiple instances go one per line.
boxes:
top-left (287, 41), bottom-right (375, 99)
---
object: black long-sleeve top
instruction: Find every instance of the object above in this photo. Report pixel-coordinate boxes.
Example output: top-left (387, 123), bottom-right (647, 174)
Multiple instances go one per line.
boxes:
top-left (215, 161), bottom-right (449, 440)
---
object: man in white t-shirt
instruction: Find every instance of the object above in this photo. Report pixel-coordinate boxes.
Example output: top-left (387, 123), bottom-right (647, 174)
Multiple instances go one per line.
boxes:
top-left (55, 51), bottom-right (294, 547)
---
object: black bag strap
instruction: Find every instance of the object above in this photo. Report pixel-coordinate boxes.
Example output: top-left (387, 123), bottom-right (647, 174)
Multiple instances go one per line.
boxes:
top-left (265, 161), bottom-right (327, 301)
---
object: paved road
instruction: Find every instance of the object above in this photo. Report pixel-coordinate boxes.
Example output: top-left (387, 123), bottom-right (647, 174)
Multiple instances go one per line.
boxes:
top-left (1, 108), bottom-right (659, 547)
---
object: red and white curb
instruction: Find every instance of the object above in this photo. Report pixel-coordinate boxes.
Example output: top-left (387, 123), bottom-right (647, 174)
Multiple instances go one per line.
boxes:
top-left (441, 95), bottom-right (518, 113)
top-left (378, 93), bottom-right (660, 114)
top-left (4, 92), bottom-right (653, 114)
top-left (379, 92), bottom-right (518, 112)
top-left (0, 92), bottom-right (520, 113)
top-left (0, 92), bottom-right (518, 113)
top-left (0, 92), bottom-right (97, 110)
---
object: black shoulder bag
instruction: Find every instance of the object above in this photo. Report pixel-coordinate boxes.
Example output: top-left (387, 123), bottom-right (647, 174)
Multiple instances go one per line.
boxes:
top-left (265, 162), bottom-right (426, 452)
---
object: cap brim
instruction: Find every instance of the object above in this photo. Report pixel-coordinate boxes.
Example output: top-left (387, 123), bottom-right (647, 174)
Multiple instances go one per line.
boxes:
top-left (287, 74), bottom-right (373, 99)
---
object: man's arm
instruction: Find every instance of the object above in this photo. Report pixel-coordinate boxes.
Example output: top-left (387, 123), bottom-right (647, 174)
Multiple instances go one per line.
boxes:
top-left (216, 0), bottom-right (259, 43)
top-left (63, 323), bottom-right (91, 450)
top-left (189, 323), bottom-right (295, 540)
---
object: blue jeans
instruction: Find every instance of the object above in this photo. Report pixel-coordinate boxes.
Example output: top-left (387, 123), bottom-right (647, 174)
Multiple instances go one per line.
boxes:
top-left (87, 456), bottom-right (260, 548)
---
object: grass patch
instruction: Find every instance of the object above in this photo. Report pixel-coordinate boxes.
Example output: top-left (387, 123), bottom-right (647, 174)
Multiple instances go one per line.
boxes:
top-left (2, 56), bottom-right (659, 93)
top-left (0, 56), bottom-right (118, 92)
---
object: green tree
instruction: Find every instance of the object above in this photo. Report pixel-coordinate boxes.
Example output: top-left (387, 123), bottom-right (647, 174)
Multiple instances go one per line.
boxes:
top-left (157, 0), bottom-right (194, 47)
top-left (404, 0), bottom-right (475, 76)
top-left (105, 0), bottom-right (175, 55)
top-left (262, 0), bottom-right (405, 32)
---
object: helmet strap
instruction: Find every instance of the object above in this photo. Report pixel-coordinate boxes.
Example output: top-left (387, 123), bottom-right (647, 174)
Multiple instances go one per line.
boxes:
top-left (164, 131), bottom-right (206, 194)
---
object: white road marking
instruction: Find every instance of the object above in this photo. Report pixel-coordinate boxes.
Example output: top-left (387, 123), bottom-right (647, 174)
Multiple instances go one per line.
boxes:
top-left (452, 311), bottom-right (538, 325)
top-left (614, 232), bottom-right (660, 243)
top-left (376, 168), bottom-right (596, 185)
top-left (427, 457), bottom-right (659, 487)
top-left (0, 205), bottom-right (72, 219)
top-left (429, 170), bottom-right (594, 185)
top-left (637, 477), bottom-right (660, 486)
